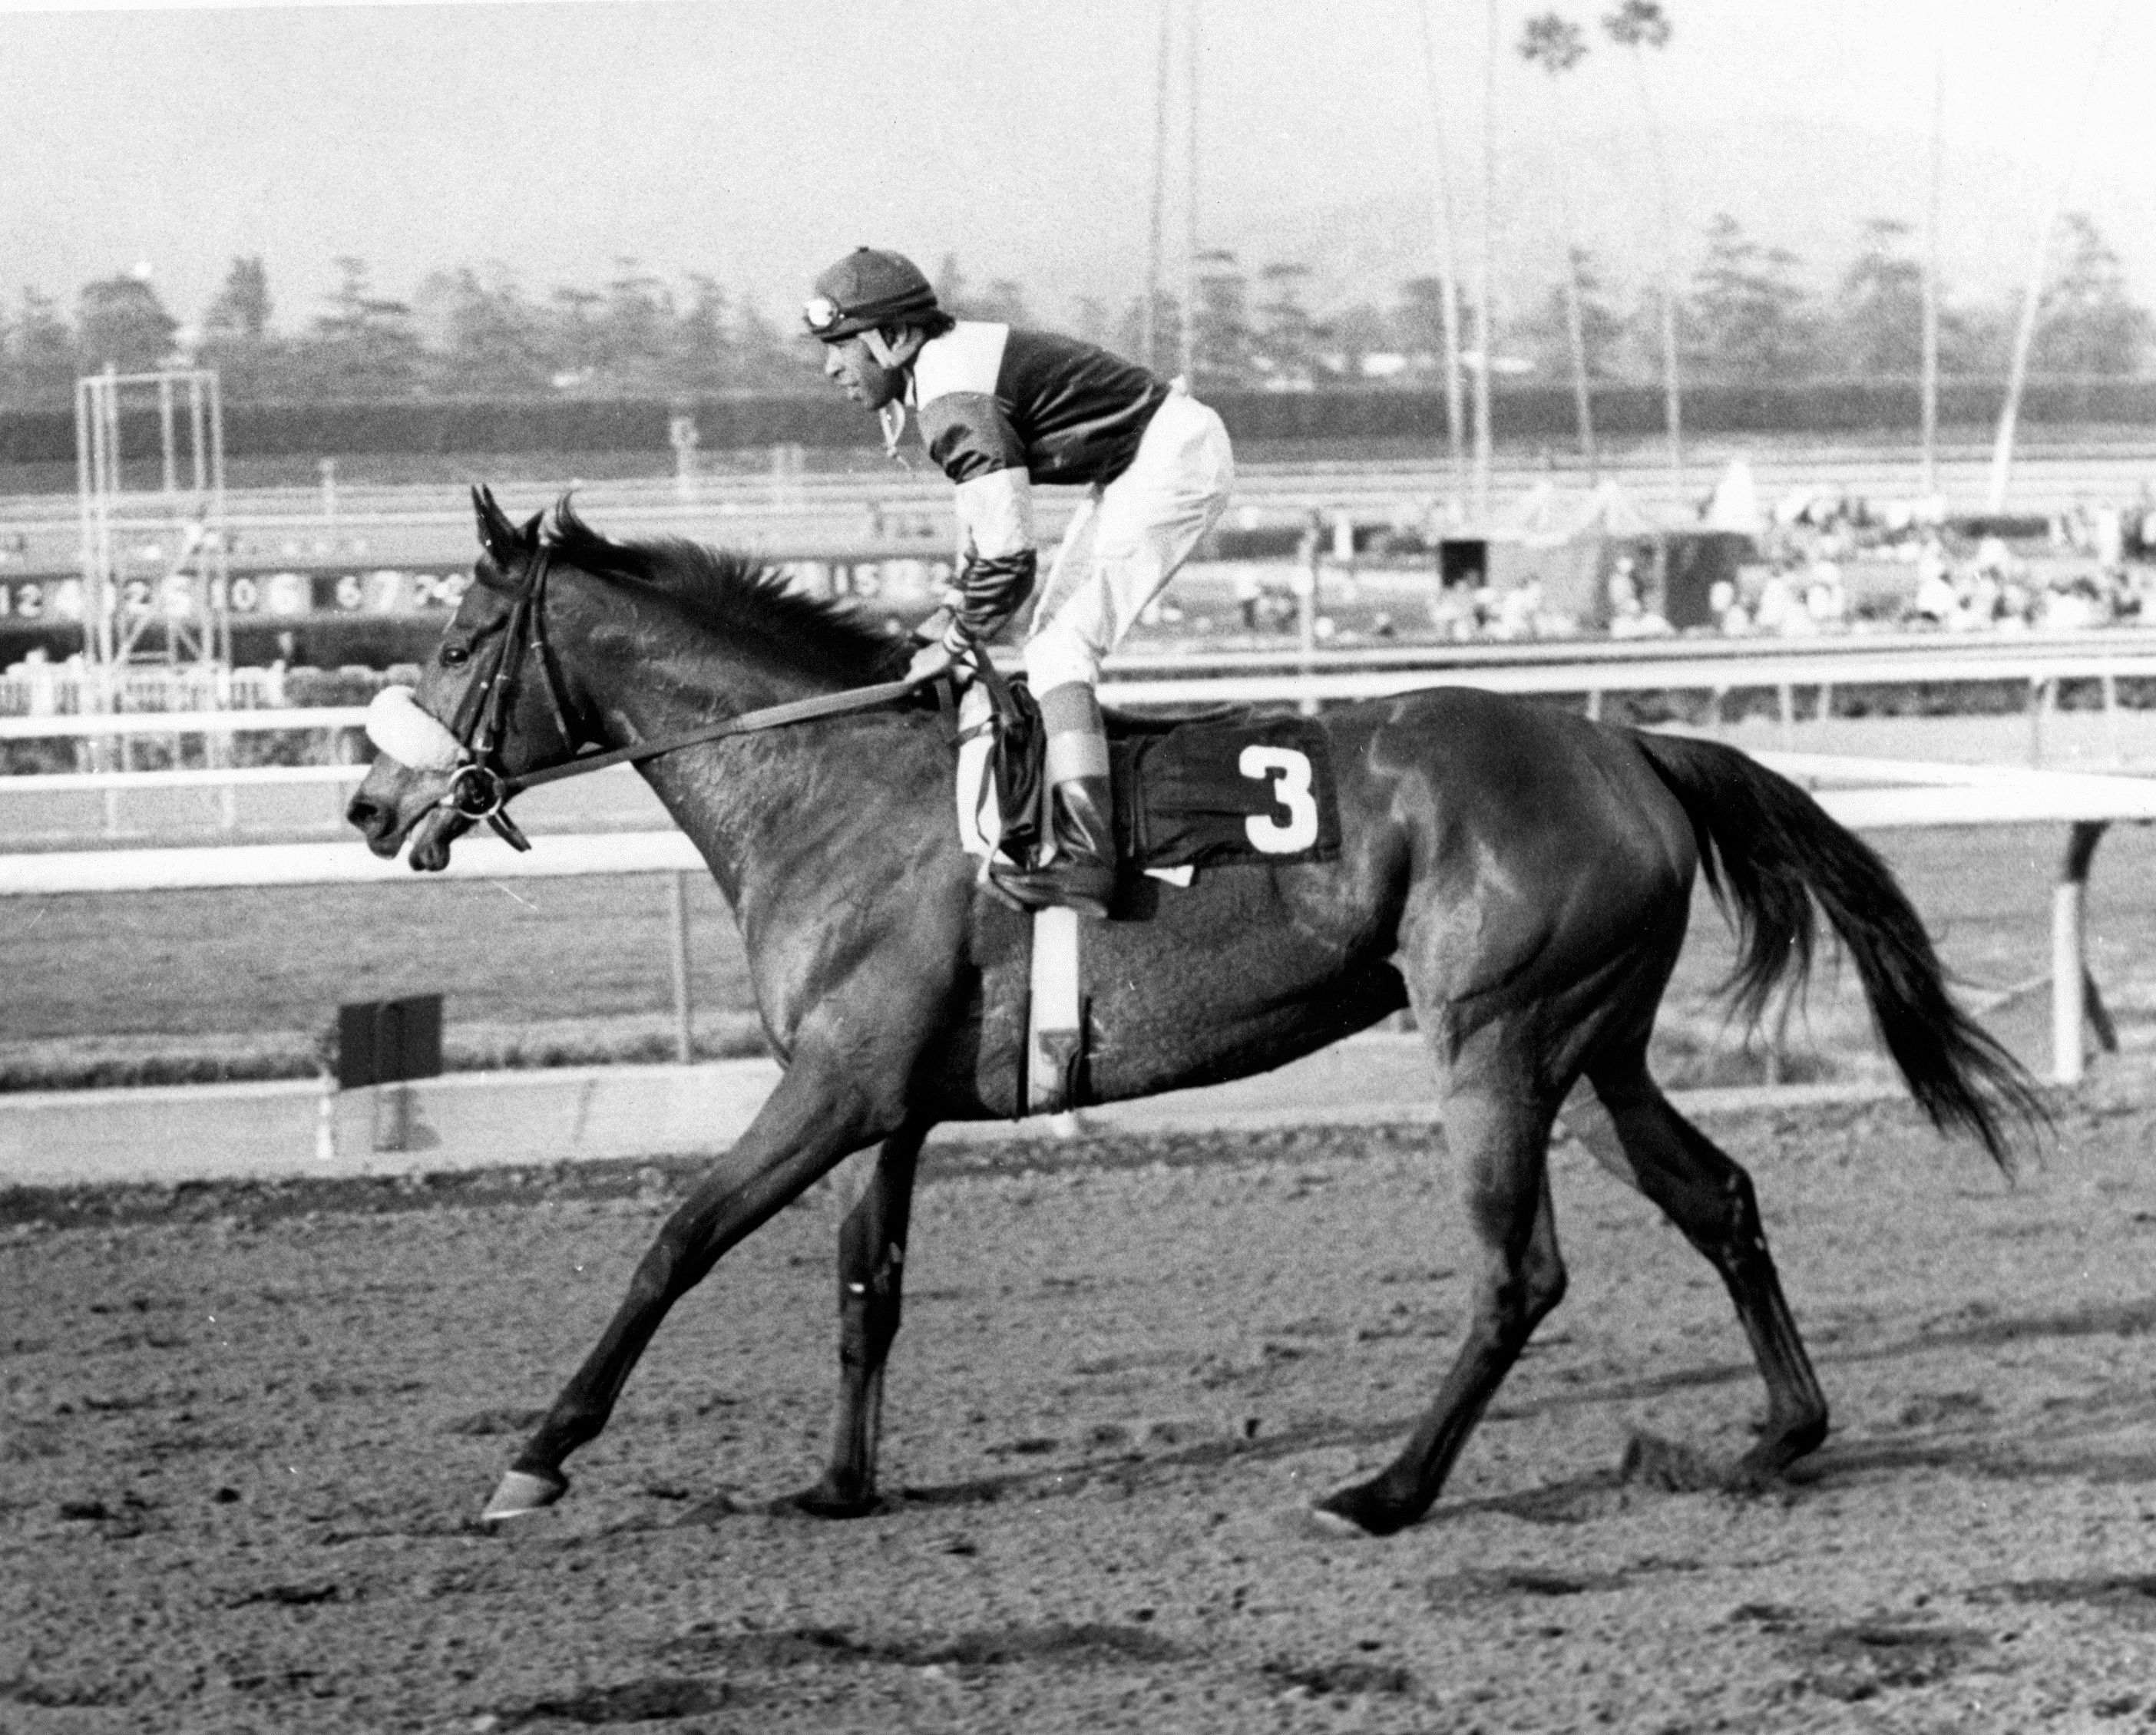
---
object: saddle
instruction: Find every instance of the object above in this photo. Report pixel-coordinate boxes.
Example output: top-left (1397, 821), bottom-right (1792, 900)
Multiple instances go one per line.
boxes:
top-left (956, 673), bottom-right (1341, 881)
top-left (953, 673), bottom-right (1341, 1119)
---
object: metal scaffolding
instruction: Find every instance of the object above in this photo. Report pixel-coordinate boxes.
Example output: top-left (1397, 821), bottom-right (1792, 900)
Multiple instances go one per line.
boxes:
top-left (75, 366), bottom-right (230, 682)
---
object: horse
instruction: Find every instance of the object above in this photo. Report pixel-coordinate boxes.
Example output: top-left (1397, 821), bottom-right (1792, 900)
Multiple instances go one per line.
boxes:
top-left (346, 491), bottom-right (2042, 1538)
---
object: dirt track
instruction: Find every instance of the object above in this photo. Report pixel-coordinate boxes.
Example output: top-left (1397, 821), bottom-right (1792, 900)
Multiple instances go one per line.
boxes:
top-left (6, 1092), bottom-right (2156, 1733)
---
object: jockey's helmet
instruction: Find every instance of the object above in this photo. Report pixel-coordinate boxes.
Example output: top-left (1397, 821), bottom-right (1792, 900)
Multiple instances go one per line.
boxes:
top-left (802, 248), bottom-right (938, 342)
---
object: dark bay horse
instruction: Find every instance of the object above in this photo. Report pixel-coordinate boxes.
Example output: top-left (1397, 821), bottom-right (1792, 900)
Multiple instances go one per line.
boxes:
top-left (347, 494), bottom-right (2040, 1537)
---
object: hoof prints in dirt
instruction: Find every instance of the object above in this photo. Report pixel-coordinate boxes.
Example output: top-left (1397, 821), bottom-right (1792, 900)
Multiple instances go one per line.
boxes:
top-left (1427, 1558), bottom-right (1698, 1611)
top-left (471, 1621), bottom-right (1195, 1722)
top-left (221, 1580), bottom-right (345, 1609)
top-left (1980, 1573), bottom-right (2156, 1625)
top-left (661, 1620), bottom-right (1188, 1673)
top-left (448, 1406), bottom-right (547, 1437)
top-left (1, 1677), bottom-right (144, 1710)
top-left (1262, 1657), bottom-right (1417, 1699)
top-left (491, 1675), bottom-right (734, 1728)
top-left (1728, 1605), bottom-right (1989, 1704)
top-left (1619, 1430), bottom-right (1727, 1492)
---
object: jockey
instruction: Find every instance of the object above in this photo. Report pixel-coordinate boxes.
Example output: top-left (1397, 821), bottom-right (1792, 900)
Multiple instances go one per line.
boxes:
top-left (805, 246), bottom-right (1234, 918)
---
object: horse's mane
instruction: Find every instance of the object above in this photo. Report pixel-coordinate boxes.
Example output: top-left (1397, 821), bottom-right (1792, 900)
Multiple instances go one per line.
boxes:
top-left (543, 499), bottom-right (904, 684)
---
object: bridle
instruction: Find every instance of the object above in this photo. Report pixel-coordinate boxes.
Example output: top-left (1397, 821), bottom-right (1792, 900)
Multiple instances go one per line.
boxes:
top-left (430, 547), bottom-right (580, 851)
top-left (420, 544), bottom-right (944, 851)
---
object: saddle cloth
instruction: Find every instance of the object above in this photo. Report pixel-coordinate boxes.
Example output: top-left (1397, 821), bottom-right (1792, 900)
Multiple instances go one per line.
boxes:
top-left (954, 682), bottom-right (1341, 881)
top-left (952, 681), bottom-right (1342, 1119)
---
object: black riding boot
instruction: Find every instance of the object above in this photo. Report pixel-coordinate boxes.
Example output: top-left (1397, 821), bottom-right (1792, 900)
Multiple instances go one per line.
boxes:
top-left (990, 774), bottom-right (1117, 919)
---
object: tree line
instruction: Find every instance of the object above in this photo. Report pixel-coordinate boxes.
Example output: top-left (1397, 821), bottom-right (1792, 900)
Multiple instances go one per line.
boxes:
top-left (2, 213), bottom-right (2147, 412)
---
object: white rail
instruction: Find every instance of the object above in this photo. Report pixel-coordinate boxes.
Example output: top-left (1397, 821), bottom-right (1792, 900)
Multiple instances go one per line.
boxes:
top-left (0, 763), bottom-right (364, 795)
top-left (2, 435), bottom-right (2153, 529)
top-left (0, 706), bottom-right (369, 742)
top-left (5, 639), bottom-right (2156, 750)
top-left (0, 830), bottom-right (700, 893)
top-left (0, 750), bottom-right (2143, 1088)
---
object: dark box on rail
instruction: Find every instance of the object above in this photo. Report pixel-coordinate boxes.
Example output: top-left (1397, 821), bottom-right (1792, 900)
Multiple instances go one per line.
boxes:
top-left (336, 994), bottom-right (443, 1090)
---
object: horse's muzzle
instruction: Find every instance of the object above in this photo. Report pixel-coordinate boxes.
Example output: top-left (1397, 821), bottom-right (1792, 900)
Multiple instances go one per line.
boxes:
top-left (406, 805), bottom-right (475, 872)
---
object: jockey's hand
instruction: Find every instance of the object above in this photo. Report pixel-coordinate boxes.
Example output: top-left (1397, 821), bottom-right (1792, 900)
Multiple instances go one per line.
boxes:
top-left (905, 638), bottom-right (958, 685)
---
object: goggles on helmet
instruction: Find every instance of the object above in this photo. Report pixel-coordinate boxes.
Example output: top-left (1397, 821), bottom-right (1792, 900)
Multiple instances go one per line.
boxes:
top-left (802, 295), bottom-right (842, 335)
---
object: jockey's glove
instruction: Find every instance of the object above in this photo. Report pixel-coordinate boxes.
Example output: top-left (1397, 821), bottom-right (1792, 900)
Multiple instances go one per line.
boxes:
top-left (905, 637), bottom-right (959, 685)
top-left (953, 547), bottom-right (1037, 643)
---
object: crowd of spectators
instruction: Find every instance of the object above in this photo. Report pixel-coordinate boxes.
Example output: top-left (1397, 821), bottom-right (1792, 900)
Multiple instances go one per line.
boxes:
top-left (1697, 487), bottom-right (2156, 639)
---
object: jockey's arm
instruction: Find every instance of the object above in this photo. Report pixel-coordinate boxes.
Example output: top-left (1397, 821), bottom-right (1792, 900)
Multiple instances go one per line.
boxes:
top-left (945, 466), bottom-right (1037, 643)
top-left (918, 395), bottom-right (1037, 656)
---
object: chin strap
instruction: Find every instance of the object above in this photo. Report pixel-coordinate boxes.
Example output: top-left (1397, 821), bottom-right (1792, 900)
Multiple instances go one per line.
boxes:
top-left (862, 327), bottom-right (914, 466)
top-left (878, 401), bottom-right (909, 466)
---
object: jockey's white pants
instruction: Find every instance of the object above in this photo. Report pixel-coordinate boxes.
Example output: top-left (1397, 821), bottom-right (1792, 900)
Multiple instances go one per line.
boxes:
top-left (1022, 386), bottom-right (1235, 696)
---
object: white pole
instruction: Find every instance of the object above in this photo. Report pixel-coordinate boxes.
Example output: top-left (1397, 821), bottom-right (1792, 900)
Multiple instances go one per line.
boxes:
top-left (2050, 878), bottom-right (2083, 1085)
top-left (1415, 0), bottom-right (1468, 515)
top-left (1144, 0), bottom-right (1173, 371)
top-left (1986, 1), bottom-right (2125, 513)
top-left (1473, 0), bottom-right (1496, 521)
top-left (1180, 0), bottom-right (1201, 385)
top-left (668, 870), bottom-right (695, 1064)
top-left (1920, 41), bottom-right (1943, 497)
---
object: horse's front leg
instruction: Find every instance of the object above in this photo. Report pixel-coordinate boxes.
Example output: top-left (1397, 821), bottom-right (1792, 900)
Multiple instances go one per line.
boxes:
top-left (481, 1053), bottom-right (908, 1521)
top-left (783, 1125), bottom-right (926, 1518)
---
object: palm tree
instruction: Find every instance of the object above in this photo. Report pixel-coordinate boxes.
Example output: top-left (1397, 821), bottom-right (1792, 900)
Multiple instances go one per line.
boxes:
top-left (1519, 12), bottom-right (1597, 479)
top-left (1602, 0), bottom-right (1681, 491)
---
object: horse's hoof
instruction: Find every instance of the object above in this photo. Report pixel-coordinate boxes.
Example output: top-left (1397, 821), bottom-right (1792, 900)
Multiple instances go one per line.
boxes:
top-left (771, 1482), bottom-right (885, 1521)
top-left (1312, 1479), bottom-right (1417, 1538)
top-left (1293, 1503), bottom-right (1376, 1542)
top-left (1725, 1445), bottom-right (1808, 1495)
top-left (481, 1467), bottom-right (567, 1522)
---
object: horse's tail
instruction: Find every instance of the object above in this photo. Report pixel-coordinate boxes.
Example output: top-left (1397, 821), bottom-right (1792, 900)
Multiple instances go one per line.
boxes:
top-left (1632, 729), bottom-right (2046, 1168)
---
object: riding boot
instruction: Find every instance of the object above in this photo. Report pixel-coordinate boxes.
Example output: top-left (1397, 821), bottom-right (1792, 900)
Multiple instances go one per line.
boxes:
top-left (990, 774), bottom-right (1118, 918)
top-left (989, 679), bottom-right (1117, 918)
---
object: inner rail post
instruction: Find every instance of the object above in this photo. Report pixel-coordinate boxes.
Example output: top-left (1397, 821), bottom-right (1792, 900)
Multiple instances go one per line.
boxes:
top-left (667, 870), bottom-right (695, 1065)
top-left (2029, 674), bottom-right (2052, 767)
top-left (2052, 820), bottom-right (2109, 1086)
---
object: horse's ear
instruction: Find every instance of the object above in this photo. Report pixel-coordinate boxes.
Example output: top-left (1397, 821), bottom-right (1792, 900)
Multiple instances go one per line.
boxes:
top-left (471, 485), bottom-right (528, 568)
top-left (521, 511), bottom-right (545, 546)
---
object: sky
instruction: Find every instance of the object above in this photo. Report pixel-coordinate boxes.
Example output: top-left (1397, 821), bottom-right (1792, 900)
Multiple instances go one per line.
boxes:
top-left (2, 0), bottom-right (2151, 340)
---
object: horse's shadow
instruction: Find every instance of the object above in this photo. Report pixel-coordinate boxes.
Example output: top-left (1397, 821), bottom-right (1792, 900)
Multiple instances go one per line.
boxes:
top-left (646, 1292), bottom-right (2156, 1534)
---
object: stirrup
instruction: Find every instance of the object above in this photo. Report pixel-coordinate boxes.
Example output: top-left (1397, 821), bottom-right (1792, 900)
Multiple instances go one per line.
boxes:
top-left (987, 856), bottom-right (1114, 920)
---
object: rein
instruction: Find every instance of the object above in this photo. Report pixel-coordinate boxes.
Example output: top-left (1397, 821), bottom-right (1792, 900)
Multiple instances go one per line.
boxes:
top-left (499, 676), bottom-right (932, 795)
top-left (427, 545), bottom-right (944, 849)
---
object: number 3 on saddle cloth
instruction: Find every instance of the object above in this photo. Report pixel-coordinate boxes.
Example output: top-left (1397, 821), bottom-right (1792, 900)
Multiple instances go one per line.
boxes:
top-left (953, 670), bottom-right (1342, 1117)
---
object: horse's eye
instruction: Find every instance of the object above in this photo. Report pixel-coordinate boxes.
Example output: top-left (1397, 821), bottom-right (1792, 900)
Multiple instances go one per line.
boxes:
top-left (441, 644), bottom-right (471, 667)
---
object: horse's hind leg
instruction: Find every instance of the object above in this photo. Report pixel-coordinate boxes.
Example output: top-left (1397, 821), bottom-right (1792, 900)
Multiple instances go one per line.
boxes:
top-left (1568, 1050), bottom-right (1828, 1482)
top-left (786, 1127), bottom-right (925, 1519)
top-left (1318, 1057), bottom-right (1567, 1537)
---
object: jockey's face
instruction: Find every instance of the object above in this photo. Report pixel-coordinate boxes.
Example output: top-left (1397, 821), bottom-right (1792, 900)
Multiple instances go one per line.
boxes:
top-left (821, 328), bottom-right (918, 411)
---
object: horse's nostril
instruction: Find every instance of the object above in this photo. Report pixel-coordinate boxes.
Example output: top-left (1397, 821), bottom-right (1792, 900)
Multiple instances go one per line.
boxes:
top-left (346, 795), bottom-right (377, 831)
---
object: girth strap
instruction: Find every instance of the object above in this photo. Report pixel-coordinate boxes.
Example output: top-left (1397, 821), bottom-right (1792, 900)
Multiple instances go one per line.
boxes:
top-left (1027, 904), bottom-right (1086, 1116)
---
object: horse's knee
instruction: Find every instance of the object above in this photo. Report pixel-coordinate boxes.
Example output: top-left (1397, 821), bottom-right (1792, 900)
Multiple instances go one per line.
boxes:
top-left (1676, 1162), bottom-right (1771, 1277)
top-left (1718, 1165), bottom-right (1766, 1241)
top-left (1471, 1251), bottom-right (1566, 1344)
top-left (838, 1245), bottom-right (905, 1372)
top-left (625, 1234), bottom-right (686, 1311)
top-left (1521, 1249), bottom-right (1567, 1326)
